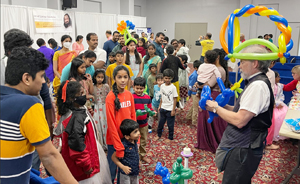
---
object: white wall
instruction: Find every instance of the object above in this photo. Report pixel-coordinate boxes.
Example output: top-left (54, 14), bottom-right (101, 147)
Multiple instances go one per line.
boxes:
top-left (134, 0), bottom-right (147, 17)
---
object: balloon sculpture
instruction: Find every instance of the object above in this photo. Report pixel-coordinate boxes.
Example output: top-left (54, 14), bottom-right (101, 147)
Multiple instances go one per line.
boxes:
top-left (220, 4), bottom-right (293, 64)
top-left (154, 162), bottom-right (171, 184)
top-left (30, 169), bottom-right (59, 184)
top-left (199, 78), bottom-right (243, 123)
top-left (117, 20), bottom-right (137, 45)
top-left (136, 104), bottom-right (156, 117)
top-left (169, 157), bottom-right (193, 184)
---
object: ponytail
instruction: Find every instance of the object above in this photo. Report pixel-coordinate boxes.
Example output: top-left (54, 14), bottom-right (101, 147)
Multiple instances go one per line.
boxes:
top-left (112, 82), bottom-right (121, 111)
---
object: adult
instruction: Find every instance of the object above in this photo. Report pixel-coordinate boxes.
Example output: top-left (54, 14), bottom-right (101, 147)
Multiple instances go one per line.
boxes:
top-left (141, 32), bottom-right (148, 42)
top-left (153, 32), bottom-right (165, 61)
top-left (72, 35), bottom-right (84, 55)
top-left (142, 43), bottom-right (162, 84)
top-left (112, 34), bottom-right (125, 53)
top-left (53, 35), bottom-right (77, 79)
top-left (162, 36), bottom-right (169, 48)
top-left (171, 39), bottom-right (179, 51)
top-left (176, 39), bottom-right (191, 63)
top-left (37, 38), bottom-right (55, 82)
top-left (206, 45), bottom-right (274, 183)
top-left (194, 49), bottom-right (229, 153)
top-left (268, 34), bottom-right (273, 43)
top-left (0, 46), bottom-right (77, 184)
top-left (103, 31), bottom-right (119, 63)
top-left (48, 38), bottom-right (61, 51)
top-left (61, 50), bottom-right (97, 82)
top-left (196, 32), bottom-right (214, 62)
top-left (80, 33), bottom-right (106, 70)
top-left (1, 28), bottom-right (55, 171)
top-left (264, 34), bottom-right (269, 40)
top-left (240, 33), bottom-right (246, 43)
top-left (148, 32), bottom-right (154, 43)
top-left (63, 13), bottom-right (72, 30)
top-left (106, 30), bottom-right (112, 40)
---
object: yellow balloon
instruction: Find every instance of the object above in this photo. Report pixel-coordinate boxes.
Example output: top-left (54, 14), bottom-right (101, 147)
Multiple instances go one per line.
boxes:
top-left (234, 9), bottom-right (240, 14)
top-left (233, 17), bottom-right (240, 49)
top-left (259, 9), bottom-right (279, 16)
top-left (242, 12), bottom-right (252, 17)
top-left (278, 34), bottom-right (287, 53)
top-left (280, 57), bottom-right (286, 64)
top-left (288, 26), bottom-right (292, 32)
top-left (230, 57), bottom-right (236, 63)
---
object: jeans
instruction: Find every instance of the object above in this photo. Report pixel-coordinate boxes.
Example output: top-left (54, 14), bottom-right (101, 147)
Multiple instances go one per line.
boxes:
top-left (157, 109), bottom-right (175, 140)
top-left (200, 56), bottom-right (204, 63)
top-left (119, 173), bottom-right (139, 184)
top-left (107, 145), bottom-right (120, 184)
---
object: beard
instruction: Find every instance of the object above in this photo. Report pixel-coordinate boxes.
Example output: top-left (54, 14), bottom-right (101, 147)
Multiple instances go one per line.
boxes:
top-left (240, 72), bottom-right (249, 79)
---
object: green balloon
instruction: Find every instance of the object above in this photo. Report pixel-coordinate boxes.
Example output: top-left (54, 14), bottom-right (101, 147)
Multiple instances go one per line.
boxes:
top-left (232, 53), bottom-right (278, 60)
top-left (234, 38), bottom-right (279, 54)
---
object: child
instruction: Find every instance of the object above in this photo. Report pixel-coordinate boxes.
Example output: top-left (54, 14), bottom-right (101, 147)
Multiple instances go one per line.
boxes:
top-left (124, 40), bottom-right (143, 93)
top-left (176, 39), bottom-right (191, 63)
top-left (147, 63), bottom-right (157, 99)
top-left (111, 119), bottom-right (140, 184)
top-left (56, 80), bottom-right (111, 183)
top-left (148, 73), bottom-right (164, 132)
top-left (283, 65), bottom-right (300, 97)
top-left (108, 51), bottom-right (116, 65)
top-left (197, 50), bottom-right (221, 88)
top-left (93, 69), bottom-right (110, 150)
top-left (105, 65), bottom-right (136, 183)
top-left (273, 71), bottom-right (288, 141)
top-left (178, 55), bottom-right (189, 109)
top-left (106, 50), bottom-right (134, 90)
top-left (68, 58), bottom-right (94, 108)
top-left (154, 69), bottom-right (178, 143)
top-left (133, 77), bottom-right (155, 163)
top-left (137, 38), bottom-right (147, 57)
top-left (186, 60), bottom-right (202, 125)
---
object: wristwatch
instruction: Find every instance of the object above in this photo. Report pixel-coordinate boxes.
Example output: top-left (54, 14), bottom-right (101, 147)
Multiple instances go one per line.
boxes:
top-left (213, 105), bottom-right (219, 113)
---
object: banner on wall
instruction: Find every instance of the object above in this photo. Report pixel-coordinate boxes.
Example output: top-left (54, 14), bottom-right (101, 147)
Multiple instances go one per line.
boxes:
top-left (32, 10), bottom-right (74, 33)
top-left (136, 27), bottom-right (152, 37)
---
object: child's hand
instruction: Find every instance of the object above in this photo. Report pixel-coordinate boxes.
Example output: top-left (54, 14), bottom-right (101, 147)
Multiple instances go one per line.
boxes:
top-left (171, 110), bottom-right (175, 116)
top-left (85, 74), bottom-right (92, 81)
top-left (154, 111), bottom-right (157, 117)
top-left (292, 90), bottom-right (299, 96)
top-left (85, 167), bottom-right (93, 175)
top-left (121, 166), bottom-right (132, 175)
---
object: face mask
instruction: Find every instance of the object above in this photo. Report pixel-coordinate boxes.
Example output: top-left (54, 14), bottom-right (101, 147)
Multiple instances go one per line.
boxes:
top-left (74, 95), bottom-right (86, 106)
top-left (63, 41), bottom-right (71, 48)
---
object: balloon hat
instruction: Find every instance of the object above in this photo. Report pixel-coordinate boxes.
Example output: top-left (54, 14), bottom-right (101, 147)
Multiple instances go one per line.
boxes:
top-left (117, 20), bottom-right (137, 45)
top-left (220, 4), bottom-right (293, 64)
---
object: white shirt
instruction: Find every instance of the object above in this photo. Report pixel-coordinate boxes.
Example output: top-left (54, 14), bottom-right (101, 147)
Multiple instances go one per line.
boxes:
top-left (239, 73), bottom-right (270, 116)
top-left (160, 83), bottom-right (178, 111)
top-left (80, 47), bottom-right (107, 64)
top-left (266, 68), bottom-right (275, 92)
top-left (0, 56), bottom-right (7, 85)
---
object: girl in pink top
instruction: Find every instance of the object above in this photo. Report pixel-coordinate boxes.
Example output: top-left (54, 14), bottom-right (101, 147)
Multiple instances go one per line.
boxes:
top-left (72, 35), bottom-right (84, 55)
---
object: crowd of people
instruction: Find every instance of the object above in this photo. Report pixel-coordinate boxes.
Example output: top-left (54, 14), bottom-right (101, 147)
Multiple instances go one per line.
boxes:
top-left (1, 27), bottom-right (300, 184)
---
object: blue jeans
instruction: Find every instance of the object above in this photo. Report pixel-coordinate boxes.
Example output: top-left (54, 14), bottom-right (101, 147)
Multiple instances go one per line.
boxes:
top-left (107, 145), bottom-right (120, 184)
top-left (200, 56), bottom-right (204, 63)
top-left (157, 109), bottom-right (175, 140)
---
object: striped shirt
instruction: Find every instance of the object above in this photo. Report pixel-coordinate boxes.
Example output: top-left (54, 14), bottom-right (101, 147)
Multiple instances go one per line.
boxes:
top-left (133, 93), bottom-right (152, 127)
top-left (0, 86), bottom-right (50, 183)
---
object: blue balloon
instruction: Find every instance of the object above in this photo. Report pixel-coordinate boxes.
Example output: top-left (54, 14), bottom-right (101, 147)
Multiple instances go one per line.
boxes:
top-left (30, 169), bottom-right (59, 184)
top-left (225, 55), bottom-right (229, 61)
top-left (228, 13), bottom-right (235, 54)
top-left (199, 86), bottom-right (212, 110)
top-left (235, 4), bottom-right (255, 17)
top-left (269, 15), bottom-right (288, 27)
top-left (286, 39), bottom-right (294, 52)
top-left (154, 162), bottom-right (170, 184)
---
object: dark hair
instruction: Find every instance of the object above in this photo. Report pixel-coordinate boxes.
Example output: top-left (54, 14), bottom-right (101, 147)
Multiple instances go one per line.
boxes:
top-left (163, 68), bottom-right (174, 78)
top-left (134, 77), bottom-right (146, 87)
top-left (274, 71), bottom-right (279, 78)
top-left (193, 60), bottom-right (202, 69)
top-left (5, 46), bottom-right (49, 85)
top-left (150, 32), bottom-right (154, 36)
top-left (178, 55), bottom-right (188, 64)
top-left (46, 76), bottom-right (50, 83)
top-left (109, 51), bottom-right (116, 57)
top-left (112, 65), bottom-right (130, 111)
top-left (133, 34), bottom-right (139, 40)
top-left (106, 30), bottom-right (112, 35)
top-left (269, 34), bottom-right (273, 38)
top-left (63, 13), bottom-right (72, 28)
top-left (93, 69), bottom-right (106, 85)
top-left (69, 58), bottom-right (85, 81)
top-left (76, 35), bottom-right (83, 42)
top-left (156, 32), bottom-right (165, 38)
top-left (86, 33), bottom-right (97, 41)
top-left (206, 33), bottom-right (212, 39)
top-left (125, 40), bottom-right (142, 65)
top-left (144, 44), bottom-right (156, 64)
top-left (141, 32), bottom-right (145, 34)
top-left (36, 38), bottom-right (45, 47)
top-left (119, 34), bottom-right (124, 38)
top-left (138, 38), bottom-right (147, 49)
top-left (77, 50), bottom-right (97, 60)
top-left (166, 44), bottom-right (174, 55)
top-left (264, 34), bottom-right (269, 38)
top-left (116, 50), bottom-right (124, 56)
top-left (258, 35), bottom-right (263, 39)
top-left (149, 63), bottom-right (157, 70)
top-left (4, 29), bottom-right (33, 56)
top-left (164, 36), bottom-right (169, 43)
top-left (120, 119), bottom-right (139, 136)
top-left (178, 39), bottom-right (186, 46)
top-left (213, 48), bottom-right (231, 88)
top-left (156, 73), bottom-right (163, 80)
top-left (61, 35), bottom-right (72, 43)
top-left (171, 39), bottom-right (178, 44)
top-left (205, 50), bottom-right (218, 64)
top-left (113, 31), bottom-right (119, 36)
top-left (56, 81), bottom-right (82, 115)
top-left (48, 38), bottom-right (58, 49)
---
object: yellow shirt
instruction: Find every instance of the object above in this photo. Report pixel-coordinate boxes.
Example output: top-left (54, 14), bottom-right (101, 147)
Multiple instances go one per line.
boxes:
top-left (142, 36), bottom-right (148, 42)
top-left (200, 39), bottom-right (215, 56)
top-left (106, 63), bottom-right (134, 90)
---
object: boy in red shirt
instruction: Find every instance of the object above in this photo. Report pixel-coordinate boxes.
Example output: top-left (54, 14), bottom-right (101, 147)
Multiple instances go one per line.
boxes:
top-left (283, 65), bottom-right (300, 97)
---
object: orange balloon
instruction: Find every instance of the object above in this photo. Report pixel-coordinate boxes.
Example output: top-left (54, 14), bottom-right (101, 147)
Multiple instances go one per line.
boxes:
top-left (278, 53), bottom-right (283, 58)
top-left (277, 23), bottom-right (291, 44)
top-left (220, 15), bottom-right (229, 54)
top-left (246, 6), bottom-right (268, 14)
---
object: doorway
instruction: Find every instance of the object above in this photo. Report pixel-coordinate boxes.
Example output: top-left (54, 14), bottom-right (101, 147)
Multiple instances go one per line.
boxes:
top-left (175, 23), bottom-right (207, 62)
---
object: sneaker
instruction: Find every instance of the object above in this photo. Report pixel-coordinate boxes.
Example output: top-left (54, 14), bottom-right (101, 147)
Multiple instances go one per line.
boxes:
top-left (148, 129), bottom-right (152, 133)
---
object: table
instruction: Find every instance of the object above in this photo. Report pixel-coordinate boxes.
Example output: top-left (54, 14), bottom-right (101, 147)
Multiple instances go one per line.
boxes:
top-left (279, 109), bottom-right (300, 184)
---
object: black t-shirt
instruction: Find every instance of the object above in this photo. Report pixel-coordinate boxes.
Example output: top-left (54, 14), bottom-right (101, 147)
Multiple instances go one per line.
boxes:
top-left (160, 55), bottom-right (186, 83)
